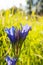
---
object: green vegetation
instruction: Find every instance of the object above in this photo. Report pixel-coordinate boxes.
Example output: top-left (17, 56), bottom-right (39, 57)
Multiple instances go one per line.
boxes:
top-left (0, 10), bottom-right (43, 65)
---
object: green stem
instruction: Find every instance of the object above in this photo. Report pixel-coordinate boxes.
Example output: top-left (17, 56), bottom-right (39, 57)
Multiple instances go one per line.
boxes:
top-left (12, 42), bottom-right (19, 58)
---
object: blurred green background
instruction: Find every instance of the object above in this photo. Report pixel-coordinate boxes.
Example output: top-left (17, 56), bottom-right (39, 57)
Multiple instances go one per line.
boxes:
top-left (0, 6), bottom-right (43, 65)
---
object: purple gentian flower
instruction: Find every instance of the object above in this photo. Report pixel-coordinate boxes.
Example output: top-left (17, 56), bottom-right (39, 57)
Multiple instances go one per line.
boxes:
top-left (5, 26), bottom-right (16, 43)
top-left (20, 24), bottom-right (31, 40)
top-left (5, 56), bottom-right (17, 65)
top-left (5, 24), bottom-right (31, 43)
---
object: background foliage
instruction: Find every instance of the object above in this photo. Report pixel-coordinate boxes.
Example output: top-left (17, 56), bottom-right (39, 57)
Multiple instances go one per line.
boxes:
top-left (0, 9), bottom-right (43, 65)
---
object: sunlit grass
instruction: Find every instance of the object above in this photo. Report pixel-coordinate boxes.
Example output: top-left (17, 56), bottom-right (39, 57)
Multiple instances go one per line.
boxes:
top-left (0, 10), bottom-right (43, 65)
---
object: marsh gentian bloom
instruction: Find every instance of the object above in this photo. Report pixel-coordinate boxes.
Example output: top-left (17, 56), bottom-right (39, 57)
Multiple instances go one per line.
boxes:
top-left (5, 24), bottom-right (31, 43)
top-left (5, 56), bottom-right (17, 65)
top-left (5, 26), bottom-right (16, 43)
top-left (20, 24), bottom-right (31, 40)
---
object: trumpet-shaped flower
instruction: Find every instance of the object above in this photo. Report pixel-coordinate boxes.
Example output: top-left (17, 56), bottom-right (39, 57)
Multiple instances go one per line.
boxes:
top-left (5, 56), bottom-right (17, 65)
top-left (5, 26), bottom-right (16, 43)
top-left (20, 24), bottom-right (31, 40)
top-left (22, 24), bottom-right (31, 32)
top-left (5, 24), bottom-right (31, 43)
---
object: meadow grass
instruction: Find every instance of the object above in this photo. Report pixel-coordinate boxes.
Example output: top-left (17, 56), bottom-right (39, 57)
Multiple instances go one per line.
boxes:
top-left (0, 10), bottom-right (43, 65)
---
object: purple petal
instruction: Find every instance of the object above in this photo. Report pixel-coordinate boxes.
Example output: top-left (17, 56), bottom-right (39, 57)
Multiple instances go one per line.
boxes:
top-left (9, 26), bottom-right (15, 35)
top-left (22, 24), bottom-right (31, 33)
top-left (5, 26), bottom-right (16, 43)
top-left (5, 28), bottom-right (10, 34)
top-left (20, 24), bottom-right (31, 40)
top-left (5, 56), bottom-right (17, 65)
top-left (5, 56), bottom-right (12, 62)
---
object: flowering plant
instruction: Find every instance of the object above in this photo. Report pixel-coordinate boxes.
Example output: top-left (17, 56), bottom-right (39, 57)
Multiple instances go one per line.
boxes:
top-left (5, 56), bottom-right (17, 65)
top-left (5, 24), bottom-right (31, 43)
top-left (5, 24), bottom-right (31, 65)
